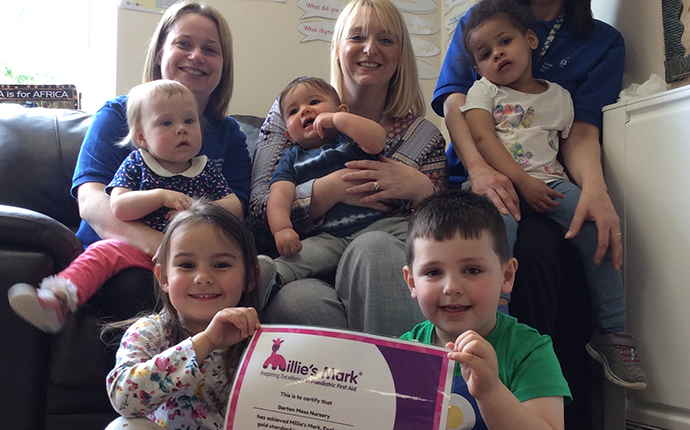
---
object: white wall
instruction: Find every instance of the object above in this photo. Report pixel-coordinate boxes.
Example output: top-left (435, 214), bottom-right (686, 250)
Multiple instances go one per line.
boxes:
top-left (83, 0), bottom-right (118, 112)
top-left (110, 1), bottom-right (675, 131)
top-left (114, 0), bottom-right (444, 130)
top-left (592, 0), bottom-right (665, 89)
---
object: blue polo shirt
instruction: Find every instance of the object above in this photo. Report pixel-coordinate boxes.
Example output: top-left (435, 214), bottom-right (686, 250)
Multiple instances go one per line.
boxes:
top-left (432, 9), bottom-right (625, 183)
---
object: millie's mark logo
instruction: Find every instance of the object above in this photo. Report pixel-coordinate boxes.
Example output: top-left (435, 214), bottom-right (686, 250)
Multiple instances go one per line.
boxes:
top-left (263, 338), bottom-right (287, 371)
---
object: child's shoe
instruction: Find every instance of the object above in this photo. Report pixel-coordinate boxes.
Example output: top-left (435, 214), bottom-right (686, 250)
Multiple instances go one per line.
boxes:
top-left (586, 332), bottom-right (647, 390)
top-left (8, 283), bottom-right (69, 333)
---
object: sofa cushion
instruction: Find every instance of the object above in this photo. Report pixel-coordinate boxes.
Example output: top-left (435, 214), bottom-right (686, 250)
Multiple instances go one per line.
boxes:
top-left (0, 104), bottom-right (91, 230)
top-left (232, 114), bottom-right (264, 162)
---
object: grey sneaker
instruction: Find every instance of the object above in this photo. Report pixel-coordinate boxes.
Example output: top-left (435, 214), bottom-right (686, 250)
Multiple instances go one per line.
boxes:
top-left (586, 332), bottom-right (647, 390)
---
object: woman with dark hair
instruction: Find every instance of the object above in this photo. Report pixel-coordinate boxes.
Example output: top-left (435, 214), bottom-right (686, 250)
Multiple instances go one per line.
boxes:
top-left (432, 0), bottom-right (625, 428)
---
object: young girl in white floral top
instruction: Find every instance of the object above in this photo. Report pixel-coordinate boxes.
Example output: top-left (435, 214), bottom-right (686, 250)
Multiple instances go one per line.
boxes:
top-left (105, 201), bottom-right (261, 430)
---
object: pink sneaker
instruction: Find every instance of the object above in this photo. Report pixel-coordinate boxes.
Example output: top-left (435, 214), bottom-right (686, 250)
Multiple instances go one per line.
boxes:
top-left (8, 283), bottom-right (68, 333)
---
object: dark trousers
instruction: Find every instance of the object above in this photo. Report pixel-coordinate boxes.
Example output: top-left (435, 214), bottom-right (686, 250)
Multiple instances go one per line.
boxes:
top-left (511, 215), bottom-right (593, 430)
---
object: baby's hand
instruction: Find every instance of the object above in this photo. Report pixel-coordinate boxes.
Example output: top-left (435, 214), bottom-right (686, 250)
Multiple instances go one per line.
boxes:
top-left (275, 228), bottom-right (302, 256)
top-left (203, 307), bottom-right (260, 351)
top-left (313, 112), bottom-right (337, 139)
top-left (160, 190), bottom-right (194, 212)
top-left (446, 330), bottom-right (501, 400)
top-left (516, 176), bottom-right (564, 213)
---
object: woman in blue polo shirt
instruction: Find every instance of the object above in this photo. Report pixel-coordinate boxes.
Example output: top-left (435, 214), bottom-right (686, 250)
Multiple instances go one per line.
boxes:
top-left (432, 0), bottom-right (625, 428)
top-left (72, 1), bottom-right (251, 255)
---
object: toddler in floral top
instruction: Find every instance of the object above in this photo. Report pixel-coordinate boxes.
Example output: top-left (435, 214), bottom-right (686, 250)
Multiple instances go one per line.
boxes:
top-left (104, 201), bottom-right (262, 430)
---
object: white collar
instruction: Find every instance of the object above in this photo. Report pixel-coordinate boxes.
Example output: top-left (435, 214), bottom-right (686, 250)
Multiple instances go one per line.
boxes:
top-left (139, 149), bottom-right (207, 178)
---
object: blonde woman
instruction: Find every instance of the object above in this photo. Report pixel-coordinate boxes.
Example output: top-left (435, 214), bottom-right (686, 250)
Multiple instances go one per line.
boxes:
top-left (250, 0), bottom-right (447, 337)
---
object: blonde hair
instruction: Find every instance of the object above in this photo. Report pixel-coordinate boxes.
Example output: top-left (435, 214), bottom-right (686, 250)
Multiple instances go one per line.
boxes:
top-left (142, 1), bottom-right (234, 121)
top-left (330, 0), bottom-right (425, 119)
top-left (119, 80), bottom-right (198, 149)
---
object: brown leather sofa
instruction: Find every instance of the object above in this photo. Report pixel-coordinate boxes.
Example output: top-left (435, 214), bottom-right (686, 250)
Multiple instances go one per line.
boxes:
top-left (0, 104), bottom-right (264, 430)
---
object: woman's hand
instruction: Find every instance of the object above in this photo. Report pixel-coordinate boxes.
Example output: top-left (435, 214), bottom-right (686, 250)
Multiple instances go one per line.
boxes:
top-left (193, 307), bottom-right (260, 359)
top-left (565, 186), bottom-right (622, 269)
top-left (311, 168), bottom-right (392, 219)
top-left (343, 155), bottom-right (435, 208)
top-left (469, 162), bottom-right (521, 221)
top-left (561, 119), bottom-right (623, 269)
top-left (515, 176), bottom-right (564, 213)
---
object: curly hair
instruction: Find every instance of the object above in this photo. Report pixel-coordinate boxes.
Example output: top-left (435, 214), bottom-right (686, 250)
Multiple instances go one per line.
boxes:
top-left (461, 0), bottom-right (533, 69)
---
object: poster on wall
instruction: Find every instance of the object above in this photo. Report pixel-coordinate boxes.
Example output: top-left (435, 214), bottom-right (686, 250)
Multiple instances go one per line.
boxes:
top-left (296, 0), bottom-right (441, 78)
top-left (412, 37), bottom-right (441, 57)
top-left (444, 0), bottom-right (478, 36)
top-left (403, 13), bottom-right (439, 35)
top-left (298, 21), bottom-right (336, 42)
top-left (444, 0), bottom-right (477, 16)
top-left (0, 84), bottom-right (80, 109)
top-left (118, 0), bottom-right (177, 14)
top-left (297, 0), bottom-right (440, 79)
top-left (394, 0), bottom-right (437, 14)
top-left (224, 325), bottom-right (453, 430)
top-left (417, 59), bottom-right (440, 80)
top-left (297, 0), bottom-right (343, 19)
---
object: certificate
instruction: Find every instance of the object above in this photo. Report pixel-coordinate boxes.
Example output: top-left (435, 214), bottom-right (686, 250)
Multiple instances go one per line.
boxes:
top-left (224, 325), bottom-right (453, 430)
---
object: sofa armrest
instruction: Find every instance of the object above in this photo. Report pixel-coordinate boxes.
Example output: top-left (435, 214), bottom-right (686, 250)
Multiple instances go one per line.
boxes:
top-left (0, 204), bottom-right (83, 272)
top-left (0, 205), bottom-right (85, 430)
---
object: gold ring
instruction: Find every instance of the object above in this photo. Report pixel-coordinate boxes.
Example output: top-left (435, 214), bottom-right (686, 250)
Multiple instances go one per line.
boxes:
top-left (373, 181), bottom-right (380, 192)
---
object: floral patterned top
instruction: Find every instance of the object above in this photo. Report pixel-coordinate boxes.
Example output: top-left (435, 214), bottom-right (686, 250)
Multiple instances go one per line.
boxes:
top-left (107, 315), bottom-right (231, 430)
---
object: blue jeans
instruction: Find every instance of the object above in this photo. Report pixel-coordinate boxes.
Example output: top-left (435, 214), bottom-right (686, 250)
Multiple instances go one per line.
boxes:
top-left (503, 179), bottom-right (625, 332)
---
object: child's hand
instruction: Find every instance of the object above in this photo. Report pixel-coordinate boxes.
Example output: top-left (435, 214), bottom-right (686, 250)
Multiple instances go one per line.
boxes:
top-left (202, 307), bottom-right (261, 352)
top-left (516, 176), bottom-right (564, 213)
top-left (275, 228), bottom-right (302, 256)
top-left (446, 331), bottom-right (502, 400)
top-left (159, 190), bottom-right (194, 212)
top-left (313, 112), bottom-right (337, 138)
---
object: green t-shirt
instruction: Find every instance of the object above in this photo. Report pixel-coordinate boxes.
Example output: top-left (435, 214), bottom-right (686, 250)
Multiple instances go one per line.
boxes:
top-left (400, 312), bottom-right (571, 430)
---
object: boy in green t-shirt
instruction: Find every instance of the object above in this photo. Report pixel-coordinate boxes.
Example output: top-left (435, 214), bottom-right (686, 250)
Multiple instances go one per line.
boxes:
top-left (401, 189), bottom-right (571, 430)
